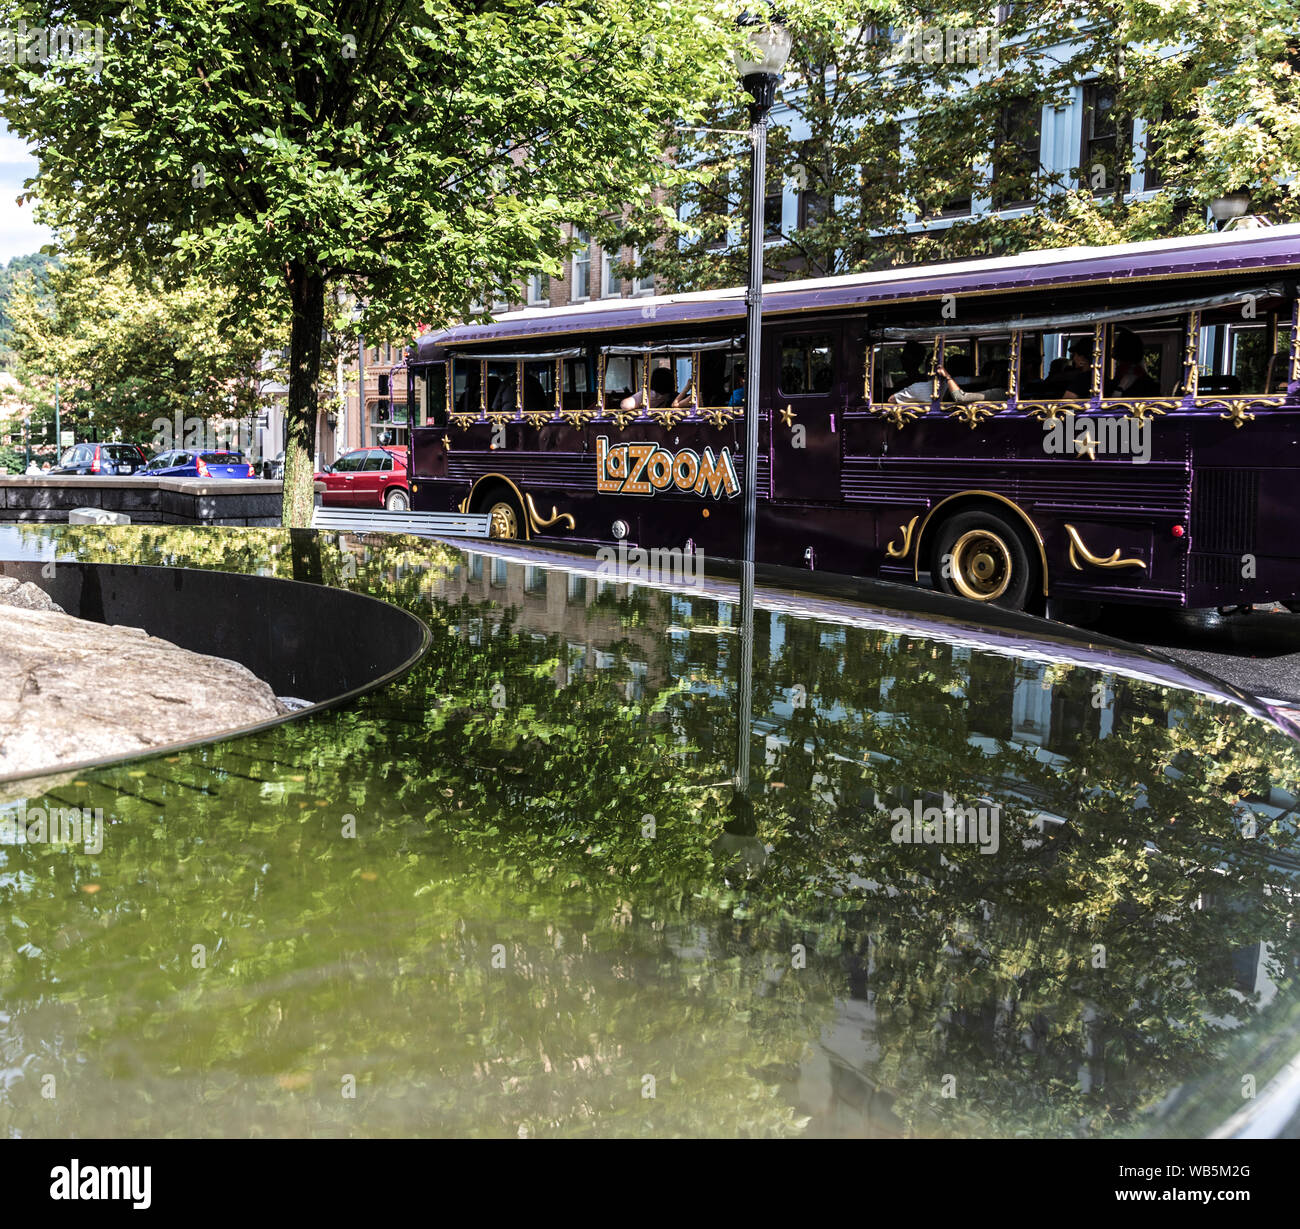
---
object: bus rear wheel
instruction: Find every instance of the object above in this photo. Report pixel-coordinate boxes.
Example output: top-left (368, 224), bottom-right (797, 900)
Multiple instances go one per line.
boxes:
top-left (931, 509), bottom-right (1035, 611)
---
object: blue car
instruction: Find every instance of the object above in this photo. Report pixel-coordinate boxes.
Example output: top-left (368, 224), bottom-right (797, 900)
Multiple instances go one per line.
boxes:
top-left (142, 449), bottom-right (256, 479)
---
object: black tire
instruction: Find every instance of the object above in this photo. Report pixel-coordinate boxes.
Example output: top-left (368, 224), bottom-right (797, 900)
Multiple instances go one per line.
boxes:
top-left (476, 485), bottom-right (525, 540)
top-left (931, 508), bottom-right (1036, 611)
top-left (385, 487), bottom-right (410, 512)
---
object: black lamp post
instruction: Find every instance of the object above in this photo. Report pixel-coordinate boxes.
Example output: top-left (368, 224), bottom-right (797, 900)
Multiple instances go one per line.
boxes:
top-left (733, 11), bottom-right (792, 799)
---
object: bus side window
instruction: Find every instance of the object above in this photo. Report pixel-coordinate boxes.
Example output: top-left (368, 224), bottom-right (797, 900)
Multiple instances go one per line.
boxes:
top-left (563, 358), bottom-right (590, 411)
top-left (424, 367), bottom-right (447, 427)
top-left (779, 333), bottom-right (835, 397)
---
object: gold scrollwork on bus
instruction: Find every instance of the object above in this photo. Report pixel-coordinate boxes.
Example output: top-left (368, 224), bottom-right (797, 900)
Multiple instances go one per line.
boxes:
top-left (885, 516), bottom-right (919, 560)
top-left (947, 403), bottom-right (997, 430)
top-left (561, 405), bottom-right (598, 428)
top-left (869, 402), bottom-right (926, 430)
top-left (1219, 401), bottom-right (1258, 428)
top-left (1019, 401), bottom-right (1073, 421)
top-left (1065, 524), bottom-right (1146, 571)
top-left (1104, 398), bottom-right (1174, 422)
top-left (650, 406), bottom-right (690, 429)
top-left (701, 407), bottom-right (741, 429)
top-left (523, 410), bottom-right (553, 429)
top-left (449, 411), bottom-right (480, 429)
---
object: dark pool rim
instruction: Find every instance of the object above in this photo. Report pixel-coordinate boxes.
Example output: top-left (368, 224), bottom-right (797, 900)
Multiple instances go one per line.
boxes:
top-left (0, 561), bottom-right (432, 789)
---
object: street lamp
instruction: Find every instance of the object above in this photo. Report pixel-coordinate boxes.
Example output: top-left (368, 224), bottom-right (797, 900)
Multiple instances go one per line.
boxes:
top-left (1209, 191), bottom-right (1251, 231)
top-left (733, 9), bottom-right (792, 800)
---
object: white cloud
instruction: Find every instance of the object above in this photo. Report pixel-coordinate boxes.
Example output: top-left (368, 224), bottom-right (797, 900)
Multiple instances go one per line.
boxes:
top-left (0, 120), bottom-right (53, 264)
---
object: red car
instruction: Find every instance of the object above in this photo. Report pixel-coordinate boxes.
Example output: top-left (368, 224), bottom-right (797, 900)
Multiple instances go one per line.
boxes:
top-left (315, 446), bottom-right (410, 510)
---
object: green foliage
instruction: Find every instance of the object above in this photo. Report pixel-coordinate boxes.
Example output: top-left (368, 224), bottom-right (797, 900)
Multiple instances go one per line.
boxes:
top-left (0, 250), bottom-right (57, 367)
top-left (6, 252), bottom-right (274, 445)
top-left (620, 0), bottom-right (1300, 288)
top-left (0, 0), bottom-right (799, 521)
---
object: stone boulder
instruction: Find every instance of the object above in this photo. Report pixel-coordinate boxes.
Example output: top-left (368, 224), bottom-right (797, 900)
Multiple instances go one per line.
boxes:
top-left (0, 577), bottom-right (65, 613)
top-left (0, 604), bottom-right (289, 778)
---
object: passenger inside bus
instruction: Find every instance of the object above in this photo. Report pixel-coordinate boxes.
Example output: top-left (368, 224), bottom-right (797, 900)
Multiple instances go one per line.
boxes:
top-left (455, 366), bottom-right (482, 414)
top-left (889, 341), bottom-right (928, 396)
top-left (1058, 337), bottom-right (1094, 398)
top-left (619, 365), bottom-right (678, 411)
top-left (1108, 328), bottom-right (1160, 396)
top-left (938, 358), bottom-right (1010, 403)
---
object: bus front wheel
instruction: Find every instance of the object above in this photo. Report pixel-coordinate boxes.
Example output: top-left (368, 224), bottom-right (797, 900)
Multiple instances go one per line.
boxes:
top-left (478, 487), bottom-right (524, 540)
top-left (931, 509), bottom-right (1035, 611)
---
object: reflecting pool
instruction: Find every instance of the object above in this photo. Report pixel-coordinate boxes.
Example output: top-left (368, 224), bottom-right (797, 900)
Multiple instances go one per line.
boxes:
top-left (1, 524), bottom-right (1298, 1138)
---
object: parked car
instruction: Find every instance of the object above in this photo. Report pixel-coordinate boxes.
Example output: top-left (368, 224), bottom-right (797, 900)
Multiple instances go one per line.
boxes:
top-left (50, 442), bottom-right (148, 475)
top-left (315, 446), bottom-right (410, 510)
top-left (261, 450), bottom-right (285, 480)
top-left (142, 449), bottom-right (257, 479)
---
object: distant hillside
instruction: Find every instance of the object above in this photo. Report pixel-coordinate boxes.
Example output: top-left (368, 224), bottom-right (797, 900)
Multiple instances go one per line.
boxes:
top-left (0, 251), bottom-right (59, 368)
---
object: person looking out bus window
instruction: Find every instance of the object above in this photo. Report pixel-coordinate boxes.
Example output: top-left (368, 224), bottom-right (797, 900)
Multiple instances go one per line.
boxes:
top-left (888, 340), bottom-right (928, 396)
top-left (889, 352), bottom-right (973, 403)
top-left (620, 365), bottom-right (676, 411)
top-left (1059, 337), bottom-right (1094, 399)
top-left (1110, 329), bottom-right (1160, 396)
top-left (938, 359), bottom-right (1010, 403)
top-left (728, 363), bottom-right (746, 407)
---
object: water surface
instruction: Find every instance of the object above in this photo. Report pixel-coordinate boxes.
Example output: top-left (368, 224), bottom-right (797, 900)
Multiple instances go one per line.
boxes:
top-left (1, 524), bottom-right (1298, 1138)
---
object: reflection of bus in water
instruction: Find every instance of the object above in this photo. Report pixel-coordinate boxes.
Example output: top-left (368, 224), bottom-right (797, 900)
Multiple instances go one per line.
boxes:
top-left (407, 225), bottom-right (1300, 614)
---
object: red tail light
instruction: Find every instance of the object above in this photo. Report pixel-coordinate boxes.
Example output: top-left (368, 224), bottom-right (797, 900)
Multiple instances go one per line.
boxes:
top-left (90, 447), bottom-right (100, 474)
top-left (196, 457), bottom-right (210, 478)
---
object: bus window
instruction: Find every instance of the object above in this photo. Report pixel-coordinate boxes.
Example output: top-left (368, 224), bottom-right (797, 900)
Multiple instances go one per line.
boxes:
top-left (604, 354), bottom-right (637, 407)
top-left (453, 361), bottom-right (482, 415)
top-left (696, 351), bottom-right (738, 409)
top-left (521, 361), bottom-right (555, 415)
top-left (562, 358), bottom-right (590, 411)
top-left (486, 361), bottom-right (515, 414)
top-left (1102, 324), bottom-right (1178, 397)
top-left (779, 333), bottom-right (835, 396)
top-left (1219, 321), bottom-right (1288, 395)
top-left (872, 341), bottom-right (932, 402)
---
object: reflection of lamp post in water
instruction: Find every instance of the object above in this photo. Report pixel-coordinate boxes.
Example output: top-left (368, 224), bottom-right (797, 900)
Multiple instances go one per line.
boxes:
top-left (733, 11), bottom-right (792, 800)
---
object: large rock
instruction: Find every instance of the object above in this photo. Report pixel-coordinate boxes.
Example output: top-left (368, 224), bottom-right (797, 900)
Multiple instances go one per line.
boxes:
top-left (0, 577), bottom-right (65, 613)
top-left (0, 604), bottom-right (289, 778)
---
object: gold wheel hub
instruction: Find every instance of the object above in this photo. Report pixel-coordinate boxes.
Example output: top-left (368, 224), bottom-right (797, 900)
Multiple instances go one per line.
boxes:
top-left (950, 529), bottom-right (1012, 601)
top-left (487, 500), bottom-right (519, 540)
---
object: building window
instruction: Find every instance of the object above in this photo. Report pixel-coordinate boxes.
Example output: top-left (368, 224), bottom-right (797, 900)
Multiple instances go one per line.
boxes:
top-left (571, 231), bottom-right (591, 300)
top-left (1080, 82), bottom-right (1133, 196)
top-left (992, 101), bottom-right (1042, 209)
top-left (527, 273), bottom-right (549, 305)
top-left (763, 181), bottom-right (783, 239)
top-left (860, 123), bottom-right (901, 231)
top-left (630, 248), bottom-right (654, 295)
top-left (602, 247), bottom-right (622, 297)
top-left (795, 142), bottom-right (831, 231)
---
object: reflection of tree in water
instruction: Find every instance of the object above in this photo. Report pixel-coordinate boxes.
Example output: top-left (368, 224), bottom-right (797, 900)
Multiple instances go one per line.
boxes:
top-left (2, 528), bottom-right (1297, 1137)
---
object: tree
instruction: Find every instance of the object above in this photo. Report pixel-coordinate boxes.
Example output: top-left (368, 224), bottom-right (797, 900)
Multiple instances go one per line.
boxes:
top-left (7, 253), bottom-right (273, 447)
top-left (0, 0), bottom-right (800, 523)
top-left (619, 1), bottom-right (1300, 290)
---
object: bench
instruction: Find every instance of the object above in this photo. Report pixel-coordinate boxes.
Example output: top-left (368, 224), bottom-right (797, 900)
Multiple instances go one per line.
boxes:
top-left (310, 507), bottom-right (493, 538)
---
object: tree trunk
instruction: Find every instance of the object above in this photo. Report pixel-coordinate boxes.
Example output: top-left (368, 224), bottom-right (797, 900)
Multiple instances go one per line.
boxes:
top-left (282, 262), bottom-right (325, 528)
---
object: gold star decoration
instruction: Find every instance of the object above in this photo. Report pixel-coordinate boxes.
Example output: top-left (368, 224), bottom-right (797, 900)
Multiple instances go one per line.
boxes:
top-left (778, 404), bottom-right (797, 427)
top-left (441, 435), bottom-right (451, 450)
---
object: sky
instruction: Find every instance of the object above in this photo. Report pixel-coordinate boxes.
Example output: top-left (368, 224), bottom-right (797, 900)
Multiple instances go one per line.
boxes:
top-left (0, 119), bottom-right (54, 265)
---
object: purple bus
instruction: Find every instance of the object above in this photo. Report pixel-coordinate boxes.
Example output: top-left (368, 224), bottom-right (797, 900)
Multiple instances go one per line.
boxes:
top-left (405, 224), bottom-right (1300, 614)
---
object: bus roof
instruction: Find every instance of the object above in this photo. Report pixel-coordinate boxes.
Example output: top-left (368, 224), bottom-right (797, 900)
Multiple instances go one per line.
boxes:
top-left (416, 221), bottom-right (1300, 359)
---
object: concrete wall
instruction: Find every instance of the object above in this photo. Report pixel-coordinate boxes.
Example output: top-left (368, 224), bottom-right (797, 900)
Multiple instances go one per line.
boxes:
top-left (0, 476), bottom-right (308, 526)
